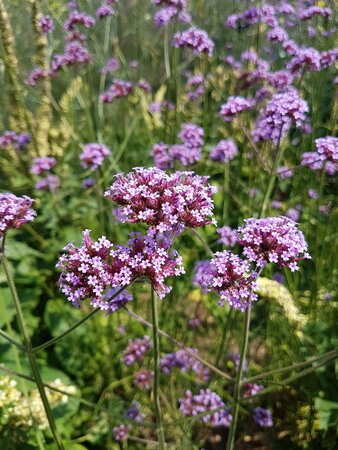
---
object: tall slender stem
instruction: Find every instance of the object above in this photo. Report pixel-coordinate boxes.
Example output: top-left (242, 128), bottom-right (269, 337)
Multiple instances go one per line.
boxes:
top-left (259, 133), bottom-right (283, 217)
top-left (32, 285), bottom-right (127, 353)
top-left (226, 305), bottom-right (251, 450)
top-left (150, 289), bottom-right (165, 449)
top-left (0, 249), bottom-right (64, 450)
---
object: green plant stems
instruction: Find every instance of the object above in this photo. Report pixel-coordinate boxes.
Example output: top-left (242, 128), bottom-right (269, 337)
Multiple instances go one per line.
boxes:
top-left (150, 289), bottom-right (165, 449)
top-left (226, 305), bottom-right (251, 450)
top-left (0, 248), bottom-right (65, 450)
top-left (0, 328), bottom-right (26, 351)
top-left (32, 285), bottom-right (127, 353)
top-left (259, 134), bottom-right (283, 217)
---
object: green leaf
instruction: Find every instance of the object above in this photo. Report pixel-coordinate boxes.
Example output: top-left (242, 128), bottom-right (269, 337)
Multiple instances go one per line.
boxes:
top-left (315, 398), bottom-right (338, 430)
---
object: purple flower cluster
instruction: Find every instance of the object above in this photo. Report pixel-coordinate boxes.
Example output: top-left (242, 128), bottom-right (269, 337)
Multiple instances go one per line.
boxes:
top-left (25, 68), bottom-right (47, 87)
top-left (126, 401), bottom-right (144, 422)
top-left (31, 157), bottom-right (56, 175)
top-left (302, 136), bottom-right (338, 176)
top-left (179, 389), bottom-right (232, 427)
top-left (0, 193), bottom-right (36, 237)
top-left (110, 232), bottom-right (185, 299)
top-left (0, 131), bottom-right (31, 150)
top-left (113, 423), bottom-right (130, 441)
top-left (64, 10), bottom-right (95, 31)
top-left (160, 348), bottom-right (210, 382)
top-left (134, 369), bottom-right (153, 390)
top-left (153, 1), bottom-right (190, 27)
top-left (299, 6), bottom-right (332, 21)
top-left (237, 217), bottom-right (310, 271)
top-left (201, 251), bottom-right (258, 311)
top-left (210, 139), bottom-right (238, 163)
top-left (277, 166), bottom-right (293, 179)
top-left (56, 229), bottom-right (113, 308)
top-left (80, 143), bottom-right (111, 170)
top-left (253, 407), bottom-right (273, 427)
top-left (100, 57), bottom-right (120, 74)
top-left (217, 226), bottom-right (237, 247)
top-left (99, 79), bottom-right (133, 103)
top-left (35, 175), bottom-right (60, 193)
top-left (96, 3), bottom-right (115, 19)
top-left (252, 88), bottom-right (309, 145)
top-left (225, 5), bottom-right (276, 29)
top-left (287, 47), bottom-right (321, 74)
top-left (38, 15), bottom-right (54, 34)
top-left (105, 168), bottom-right (217, 233)
top-left (220, 96), bottom-right (255, 122)
top-left (50, 41), bottom-right (92, 73)
top-left (186, 74), bottom-right (205, 101)
top-left (121, 336), bottom-right (151, 365)
top-left (151, 123), bottom-right (204, 168)
top-left (173, 27), bottom-right (214, 57)
top-left (193, 260), bottom-right (210, 288)
top-left (243, 383), bottom-right (264, 398)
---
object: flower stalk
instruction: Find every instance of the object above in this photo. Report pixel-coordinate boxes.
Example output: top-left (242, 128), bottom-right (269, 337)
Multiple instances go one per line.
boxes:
top-left (150, 289), bottom-right (165, 449)
top-left (0, 244), bottom-right (65, 450)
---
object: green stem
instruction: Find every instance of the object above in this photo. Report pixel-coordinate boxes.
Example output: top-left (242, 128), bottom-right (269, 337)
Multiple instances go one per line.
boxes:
top-left (226, 305), bottom-right (251, 450)
top-left (222, 163), bottom-right (230, 223)
top-left (164, 26), bottom-right (171, 79)
top-left (259, 134), bottom-right (283, 217)
top-left (32, 285), bottom-right (127, 353)
top-left (0, 328), bottom-right (26, 351)
top-left (150, 289), bottom-right (165, 449)
top-left (0, 249), bottom-right (64, 450)
top-left (190, 228), bottom-right (214, 257)
top-left (245, 349), bottom-right (338, 383)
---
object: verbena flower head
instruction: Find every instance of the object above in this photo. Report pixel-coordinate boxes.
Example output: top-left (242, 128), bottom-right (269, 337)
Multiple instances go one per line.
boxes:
top-left (160, 348), bottom-right (210, 382)
top-left (126, 401), bottom-right (144, 422)
top-left (252, 88), bottom-right (309, 145)
top-left (201, 251), bottom-right (258, 311)
top-left (96, 5), bottom-right (115, 19)
top-left (134, 369), bottom-right (153, 390)
top-left (113, 423), bottom-right (130, 441)
top-left (253, 407), bottom-right (273, 427)
top-left (299, 6), bottom-right (332, 21)
top-left (121, 336), bottom-right (151, 365)
top-left (35, 175), bottom-right (60, 193)
top-left (99, 79), bottom-right (133, 102)
top-left (287, 47), bottom-right (321, 74)
top-left (80, 143), bottom-right (111, 170)
top-left (169, 144), bottom-right (201, 167)
top-left (38, 15), bottom-right (54, 34)
top-left (0, 193), bottom-right (36, 237)
top-left (220, 96), bottom-right (255, 122)
top-left (151, 143), bottom-right (171, 169)
top-left (100, 57), bottom-right (120, 74)
top-left (105, 167), bottom-right (217, 233)
top-left (316, 136), bottom-right (338, 164)
top-left (173, 27), bottom-right (214, 57)
top-left (110, 231), bottom-right (185, 299)
top-left (64, 10), bottom-right (95, 30)
top-left (179, 389), bottom-right (232, 427)
top-left (57, 229), bottom-right (113, 308)
top-left (217, 226), bottom-right (237, 247)
top-left (25, 68), bottom-right (47, 87)
top-left (237, 216), bottom-right (310, 271)
top-left (193, 260), bottom-right (210, 288)
top-left (277, 165), bottom-right (293, 179)
top-left (210, 139), bottom-right (238, 163)
top-left (243, 383), bottom-right (264, 398)
top-left (178, 123), bottom-right (204, 149)
top-left (31, 157), bottom-right (56, 175)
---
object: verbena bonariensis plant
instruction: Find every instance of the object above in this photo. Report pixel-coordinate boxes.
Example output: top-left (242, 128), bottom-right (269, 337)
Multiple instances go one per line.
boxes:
top-left (0, 0), bottom-right (337, 448)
